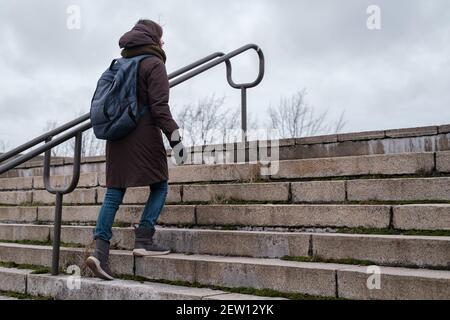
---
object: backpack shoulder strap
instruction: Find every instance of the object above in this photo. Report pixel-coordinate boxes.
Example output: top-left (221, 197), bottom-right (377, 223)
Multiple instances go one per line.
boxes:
top-left (134, 54), bottom-right (156, 118)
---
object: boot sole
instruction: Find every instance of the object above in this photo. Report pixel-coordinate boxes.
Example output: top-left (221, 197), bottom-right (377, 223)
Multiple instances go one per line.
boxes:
top-left (133, 249), bottom-right (171, 257)
top-left (86, 256), bottom-right (114, 281)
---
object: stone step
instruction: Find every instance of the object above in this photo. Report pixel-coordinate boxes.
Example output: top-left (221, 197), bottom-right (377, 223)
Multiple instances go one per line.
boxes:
top-left (0, 267), bottom-right (30, 294)
top-left (0, 267), bottom-right (279, 300)
top-left (0, 295), bottom-right (19, 300)
top-left (1, 204), bottom-right (390, 229)
top-left (135, 254), bottom-right (450, 300)
top-left (310, 233), bottom-right (450, 269)
top-left (2, 125), bottom-right (450, 181)
top-left (393, 204), bottom-right (450, 230)
top-left (101, 178), bottom-right (450, 204)
top-left (271, 152), bottom-right (435, 180)
top-left (3, 176), bottom-right (450, 206)
top-left (0, 224), bottom-right (448, 268)
top-left (1, 204), bottom-right (449, 230)
top-left (0, 205), bottom-right (196, 226)
top-left (193, 204), bottom-right (391, 229)
top-left (0, 243), bottom-right (448, 299)
top-left (0, 152), bottom-right (440, 190)
top-left (336, 265), bottom-right (450, 300)
top-left (347, 177), bottom-right (450, 202)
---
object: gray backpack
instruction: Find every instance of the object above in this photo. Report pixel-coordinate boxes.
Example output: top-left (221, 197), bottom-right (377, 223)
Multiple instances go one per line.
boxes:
top-left (90, 55), bottom-right (154, 141)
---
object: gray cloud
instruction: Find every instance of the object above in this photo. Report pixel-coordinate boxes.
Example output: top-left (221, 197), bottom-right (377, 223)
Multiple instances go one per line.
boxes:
top-left (1, 0), bottom-right (450, 147)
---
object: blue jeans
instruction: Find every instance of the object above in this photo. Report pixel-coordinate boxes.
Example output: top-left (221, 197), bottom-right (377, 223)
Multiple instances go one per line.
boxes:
top-left (93, 180), bottom-right (168, 242)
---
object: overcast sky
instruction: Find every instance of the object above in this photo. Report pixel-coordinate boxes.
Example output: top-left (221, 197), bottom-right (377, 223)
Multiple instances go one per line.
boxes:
top-left (1, 0), bottom-right (450, 147)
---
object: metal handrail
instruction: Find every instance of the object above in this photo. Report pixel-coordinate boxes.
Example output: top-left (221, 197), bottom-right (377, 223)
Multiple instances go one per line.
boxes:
top-left (0, 51), bottom-right (231, 166)
top-left (0, 43), bottom-right (265, 275)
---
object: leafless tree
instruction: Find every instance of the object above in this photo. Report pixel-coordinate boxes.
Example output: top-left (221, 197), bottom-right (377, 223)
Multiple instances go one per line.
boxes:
top-left (67, 128), bottom-right (105, 157)
top-left (42, 120), bottom-right (66, 157)
top-left (40, 113), bottom-right (105, 158)
top-left (0, 139), bottom-right (11, 153)
top-left (67, 111), bottom-right (105, 157)
top-left (175, 95), bottom-right (245, 146)
top-left (268, 89), bottom-right (346, 139)
top-left (35, 90), bottom-right (345, 156)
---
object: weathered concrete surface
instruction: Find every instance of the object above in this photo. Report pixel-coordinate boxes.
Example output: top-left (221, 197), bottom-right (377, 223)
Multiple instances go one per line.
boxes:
top-left (155, 205), bottom-right (196, 225)
top-left (0, 207), bottom-right (37, 223)
top-left (49, 224), bottom-right (310, 257)
top-left (37, 205), bottom-right (99, 223)
top-left (347, 178), bottom-right (450, 202)
top-left (6, 224), bottom-right (448, 266)
top-left (51, 225), bottom-right (133, 251)
top-left (338, 266), bottom-right (450, 300)
top-left (0, 295), bottom-right (19, 300)
top-left (292, 181), bottom-right (346, 203)
top-left (97, 185), bottom-right (182, 204)
top-left (295, 134), bottom-right (338, 145)
top-left (154, 228), bottom-right (310, 258)
top-left (33, 173), bottom-right (98, 189)
top-left (183, 183), bottom-right (290, 203)
top-left (385, 126), bottom-right (438, 139)
top-left (337, 130), bottom-right (386, 142)
top-left (33, 189), bottom-right (96, 205)
top-left (169, 163), bottom-right (260, 184)
top-left (2, 151), bottom-right (437, 190)
top-left (196, 205), bottom-right (390, 228)
top-left (273, 153), bottom-right (434, 179)
top-left (0, 224), bottom-right (49, 242)
top-left (114, 205), bottom-right (196, 226)
top-left (17, 271), bottom-right (284, 300)
top-left (27, 274), bottom-right (226, 300)
top-left (439, 125), bottom-right (450, 134)
top-left (1, 223), bottom-right (448, 267)
top-left (280, 134), bottom-right (450, 161)
top-left (436, 151), bottom-right (450, 173)
top-left (3, 126), bottom-right (450, 181)
top-left (1, 161), bottom-right (105, 179)
top-left (313, 234), bottom-right (450, 268)
top-left (0, 191), bottom-right (32, 205)
top-left (0, 176), bottom-right (33, 191)
top-left (37, 205), bottom-right (196, 226)
top-left (24, 158), bottom-right (64, 169)
top-left (0, 267), bottom-right (31, 293)
top-left (0, 243), bottom-right (133, 275)
top-left (135, 254), bottom-right (338, 297)
top-left (393, 204), bottom-right (450, 231)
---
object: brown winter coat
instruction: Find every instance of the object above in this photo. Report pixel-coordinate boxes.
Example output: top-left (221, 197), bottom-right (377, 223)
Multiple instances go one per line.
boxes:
top-left (105, 23), bottom-right (179, 188)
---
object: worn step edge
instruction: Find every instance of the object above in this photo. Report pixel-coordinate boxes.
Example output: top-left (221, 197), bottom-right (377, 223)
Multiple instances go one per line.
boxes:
top-left (0, 295), bottom-right (20, 300)
top-left (0, 266), bottom-right (281, 300)
top-left (0, 224), bottom-right (449, 268)
top-left (337, 265), bottom-right (450, 300)
top-left (0, 203), bottom-right (449, 231)
top-left (134, 254), bottom-right (450, 300)
top-left (0, 151), bottom-right (441, 188)
top-left (1, 244), bottom-right (449, 300)
top-left (4, 177), bottom-right (450, 206)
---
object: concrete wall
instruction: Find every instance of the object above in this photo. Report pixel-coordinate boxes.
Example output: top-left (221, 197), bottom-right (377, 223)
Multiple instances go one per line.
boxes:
top-left (2, 124), bottom-right (450, 178)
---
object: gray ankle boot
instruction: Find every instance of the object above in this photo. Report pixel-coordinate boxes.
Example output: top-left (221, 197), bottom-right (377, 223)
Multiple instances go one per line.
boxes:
top-left (86, 238), bottom-right (114, 280)
top-left (133, 226), bottom-right (171, 256)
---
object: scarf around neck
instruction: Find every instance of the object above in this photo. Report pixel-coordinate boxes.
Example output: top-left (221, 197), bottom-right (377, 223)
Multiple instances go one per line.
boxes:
top-left (120, 44), bottom-right (167, 64)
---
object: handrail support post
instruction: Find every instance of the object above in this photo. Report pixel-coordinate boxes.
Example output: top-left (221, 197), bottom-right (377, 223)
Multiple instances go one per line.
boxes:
top-left (241, 88), bottom-right (248, 143)
top-left (51, 192), bottom-right (63, 275)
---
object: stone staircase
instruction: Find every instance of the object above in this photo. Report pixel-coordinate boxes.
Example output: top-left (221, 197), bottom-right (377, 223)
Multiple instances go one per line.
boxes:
top-left (0, 125), bottom-right (449, 300)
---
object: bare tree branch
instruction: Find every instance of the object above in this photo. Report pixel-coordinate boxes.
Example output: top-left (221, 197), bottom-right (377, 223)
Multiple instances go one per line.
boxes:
top-left (175, 95), bottom-right (244, 146)
top-left (0, 139), bottom-right (11, 153)
top-left (39, 111), bottom-right (105, 158)
top-left (269, 89), bottom-right (346, 139)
